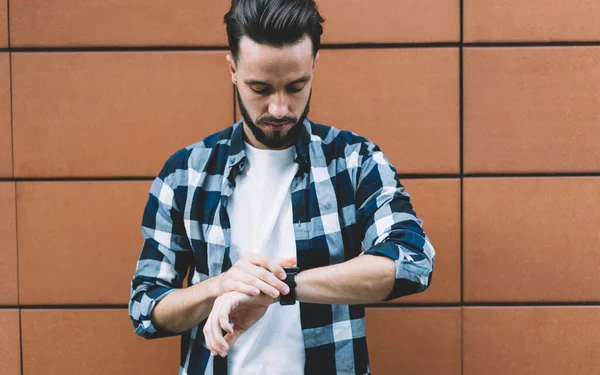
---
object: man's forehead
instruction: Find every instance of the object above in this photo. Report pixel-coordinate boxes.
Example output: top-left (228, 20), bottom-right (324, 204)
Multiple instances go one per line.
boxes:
top-left (237, 36), bottom-right (314, 78)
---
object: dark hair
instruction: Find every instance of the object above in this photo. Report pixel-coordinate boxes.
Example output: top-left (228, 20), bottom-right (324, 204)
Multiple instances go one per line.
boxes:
top-left (224, 0), bottom-right (325, 63)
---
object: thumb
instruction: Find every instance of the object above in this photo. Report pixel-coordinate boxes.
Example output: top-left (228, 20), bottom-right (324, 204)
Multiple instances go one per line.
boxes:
top-left (278, 257), bottom-right (297, 267)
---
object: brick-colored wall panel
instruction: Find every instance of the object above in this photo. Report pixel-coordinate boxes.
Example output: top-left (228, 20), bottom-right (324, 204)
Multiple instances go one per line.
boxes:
top-left (17, 181), bottom-right (151, 305)
top-left (367, 307), bottom-right (461, 375)
top-left (21, 309), bottom-right (178, 374)
top-left (464, 307), bottom-right (600, 375)
top-left (0, 310), bottom-right (20, 375)
top-left (12, 52), bottom-right (233, 178)
top-left (0, 53), bottom-right (11, 177)
top-left (388, 179), bottom-right (460, 303)
top-left (319, 0), bottom-right (459, 44)
top-left (465, 0), bottom-right (600, 42)
top-left (312, 48), bottom-right (459, 174)
top-left (9, 0), bottom-right (229, 47)
top-left (0, 0), bottom-right (7, 47)
top-left (464, 178), bottom-right (600, 302)
top-left (0, 182), bottom-right (18, 305)
top-left (464, 47), bottom-right (600, 173)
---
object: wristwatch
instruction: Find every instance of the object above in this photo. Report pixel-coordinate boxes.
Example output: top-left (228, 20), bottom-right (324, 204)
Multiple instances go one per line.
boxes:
top-left (280, 266), bottom-right (300, 305)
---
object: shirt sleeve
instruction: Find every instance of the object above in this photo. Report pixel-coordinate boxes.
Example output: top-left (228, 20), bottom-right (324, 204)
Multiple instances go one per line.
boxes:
top-left (356, 141), bottom-right (436, 301)
top-left (128, 156), bottom-right (194, 339)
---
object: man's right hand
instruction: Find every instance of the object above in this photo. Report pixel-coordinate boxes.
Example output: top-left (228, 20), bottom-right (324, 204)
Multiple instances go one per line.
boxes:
top-left (204, 291), bottom-right (276, 357)
top-left (215, 253), bottom-right (296, 299)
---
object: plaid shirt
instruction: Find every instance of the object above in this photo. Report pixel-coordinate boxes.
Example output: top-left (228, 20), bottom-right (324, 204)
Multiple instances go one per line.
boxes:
top-left (129, 119), bottom-right (435, 375)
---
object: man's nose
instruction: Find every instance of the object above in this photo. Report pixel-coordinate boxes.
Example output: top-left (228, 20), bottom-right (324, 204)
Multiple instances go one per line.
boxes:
top-left (268, 93), bottom-right (289, 119)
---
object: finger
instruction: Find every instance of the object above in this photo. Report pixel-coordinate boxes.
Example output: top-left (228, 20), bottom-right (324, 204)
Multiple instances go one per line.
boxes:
top-left (203, 316), bottom-right (217, 356)
top-left (220, 314), bottom-right (234, 336)
top-left (251, 264), bottom-right (290, 294)
top-left (229, 280), bottom-right (260, 296)
top-left (246, 253), bottom-right (288, 280)
top-left (212, 317), bottom-right (228, 356)
top-left (242, 270), bottom-right (284, 298)
top-left (224, 331), bottom-right (240, 349)
top-left (211, 305), bottom-right (230, 356)
top-left (236, 267), bottom-right (281, 297)
top-left (207, 306), bottom-right (226, 357)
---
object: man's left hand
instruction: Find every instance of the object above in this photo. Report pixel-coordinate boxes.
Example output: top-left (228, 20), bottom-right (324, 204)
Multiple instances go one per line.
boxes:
top-left (203, 291), bottom-right (277, 357)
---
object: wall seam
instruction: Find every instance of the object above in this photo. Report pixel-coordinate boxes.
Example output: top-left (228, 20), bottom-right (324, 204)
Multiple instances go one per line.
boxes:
top-left (460, 0), bottom-right (465, 373)
top-left (5, 40), bottom-right (600, 54)
top-left (3, 172), bottom-right (600, 183)
top-left (3, 301), bottom-right (600, 310)
top-left (7, 0), bottom-right (13, 178)
top-left (6, 0), bottom-right (24, 373)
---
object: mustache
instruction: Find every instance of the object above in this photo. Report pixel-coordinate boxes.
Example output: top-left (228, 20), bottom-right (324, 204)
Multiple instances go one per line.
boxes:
top-left (257, 116), bottom-right (297, 125)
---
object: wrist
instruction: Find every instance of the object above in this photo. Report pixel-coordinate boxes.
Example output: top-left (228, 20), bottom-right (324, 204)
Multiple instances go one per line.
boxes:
top-left (280, 266), bottom-right (300, 305)
top-left (206, 274), bottom-right (223, 299)
top-left (294, 271), bottom-right (305, 302)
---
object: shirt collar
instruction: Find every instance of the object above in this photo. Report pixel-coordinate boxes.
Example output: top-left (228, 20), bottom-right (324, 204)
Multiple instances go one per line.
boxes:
top-left (225, 119), bottom-right (312, 182)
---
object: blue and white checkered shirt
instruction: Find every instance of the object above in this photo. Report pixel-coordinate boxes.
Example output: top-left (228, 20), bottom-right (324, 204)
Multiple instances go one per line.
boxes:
top-left (129, 119), bottom-right (435, 375)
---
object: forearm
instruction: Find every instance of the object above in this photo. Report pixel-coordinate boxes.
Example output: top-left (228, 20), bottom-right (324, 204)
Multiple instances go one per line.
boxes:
top-left (151, 275), bottom-right (222, 333)
top-left (295, 254), bottom-right (395, 305)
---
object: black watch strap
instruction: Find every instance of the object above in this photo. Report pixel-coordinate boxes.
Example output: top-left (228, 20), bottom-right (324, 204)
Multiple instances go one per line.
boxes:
top-left (280, 266), bottom-right (300, 305)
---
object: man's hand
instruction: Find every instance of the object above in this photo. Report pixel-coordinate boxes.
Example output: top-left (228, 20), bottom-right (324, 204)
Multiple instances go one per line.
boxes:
top-left (203, 291), bottom-right (277, 357)
top-left (216, 254), bottom-right (296, 298)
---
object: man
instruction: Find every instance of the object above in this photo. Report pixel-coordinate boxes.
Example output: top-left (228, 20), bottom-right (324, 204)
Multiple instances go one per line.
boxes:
top-left (129, 0), bottom-right (435, 374)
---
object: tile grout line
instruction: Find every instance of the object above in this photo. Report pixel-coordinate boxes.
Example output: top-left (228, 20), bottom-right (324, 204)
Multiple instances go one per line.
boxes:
top-left (0, 175), bottom-right (462, 182)
top-left (10, 46), bottom-right (231, 53)
top-left (460, 0), bottom-right (465, 373)
top-left (18, 310), bottom-right (24, 375)
top-left (0, 177), bottom-right (157, 182)
top-left (13, 180), bottom-right (22, 375)
top-left (8, 304), bottom-right (129, 311)
top-left (6, 41), bottom-right (600, 53)
top-left (463, 41), bottom-right (600, 48)
top-left (459, 13), bottom-right (465, 307)
top-left (7, 1), bottom-right (13, 179)
top-left (461, 306), bottom-right (465, 375)
top-left (463, 172), bottom-right (600, 178)
top-left (2, 173), bottom-right (600, 184)
top-left (6, 0), bottom-right (24, 372)
top-left (3, 301), bottom-right (600, 310)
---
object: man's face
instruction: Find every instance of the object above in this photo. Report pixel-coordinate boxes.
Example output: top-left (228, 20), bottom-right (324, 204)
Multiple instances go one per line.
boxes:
top-left (228, 35), bottom-right (317, 150)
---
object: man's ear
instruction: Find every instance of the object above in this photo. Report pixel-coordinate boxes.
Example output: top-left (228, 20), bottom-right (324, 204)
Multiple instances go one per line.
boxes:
top-left (226, 54), bottom-right (237, 85)
top-left (313, 52), bottom-right (320, 69)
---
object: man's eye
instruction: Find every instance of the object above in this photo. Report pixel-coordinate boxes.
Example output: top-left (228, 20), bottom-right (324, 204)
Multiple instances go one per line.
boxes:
top-left (287, 85), bottom-right (305, 94)
top-left (251, 87), bottom-right (269, 95)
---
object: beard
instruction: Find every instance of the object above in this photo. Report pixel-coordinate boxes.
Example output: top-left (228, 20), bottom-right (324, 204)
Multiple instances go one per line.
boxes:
top-left (236, 88), bottom-right (311, 149)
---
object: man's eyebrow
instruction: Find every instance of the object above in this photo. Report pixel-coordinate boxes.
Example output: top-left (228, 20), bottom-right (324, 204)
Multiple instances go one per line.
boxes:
top-left (244, 76), bottom-right (311, 86)
top-left (289, 76), bottom-right (311, 84)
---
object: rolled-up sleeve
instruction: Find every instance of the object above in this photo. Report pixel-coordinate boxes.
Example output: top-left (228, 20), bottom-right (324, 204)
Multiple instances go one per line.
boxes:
top-left (356, 141), bottom-right (435, 301)
top-left (129, 156), bottom-right (193, 339)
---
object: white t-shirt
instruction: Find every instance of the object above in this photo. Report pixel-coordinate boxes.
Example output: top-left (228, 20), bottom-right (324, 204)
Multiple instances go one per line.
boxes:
top-left (226, 142), bottom-right (305, 375)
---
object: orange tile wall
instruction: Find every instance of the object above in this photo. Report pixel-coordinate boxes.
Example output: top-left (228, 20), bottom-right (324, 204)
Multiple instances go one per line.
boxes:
top-left (1, 1), bottom-right (599, 374)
